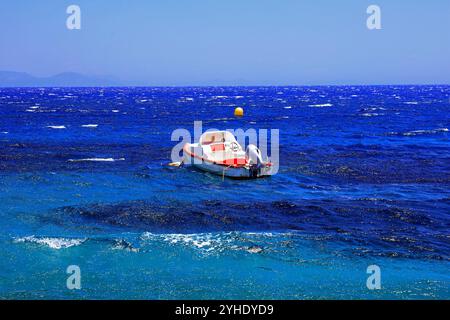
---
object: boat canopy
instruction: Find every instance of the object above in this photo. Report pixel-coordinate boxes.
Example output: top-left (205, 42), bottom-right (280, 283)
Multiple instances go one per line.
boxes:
top-left (199, 131), bottom-right (237, 145)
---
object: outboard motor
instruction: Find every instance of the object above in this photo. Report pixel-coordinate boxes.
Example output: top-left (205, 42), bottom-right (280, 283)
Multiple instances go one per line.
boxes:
top-left (246, 144), bottom-right (264, 165)
top-left (246, 144), bottom-right (264, 178)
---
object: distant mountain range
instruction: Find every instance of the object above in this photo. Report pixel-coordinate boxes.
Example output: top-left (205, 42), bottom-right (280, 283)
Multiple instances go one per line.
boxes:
top-left (0, 71), bottom-right (120, 87)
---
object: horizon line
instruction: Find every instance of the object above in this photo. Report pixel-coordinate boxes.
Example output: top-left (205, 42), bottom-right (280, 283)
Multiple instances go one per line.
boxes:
top-left (1, 83), bottom-right (449, 89)
top-left (1, 71), bottom-right (449, 88)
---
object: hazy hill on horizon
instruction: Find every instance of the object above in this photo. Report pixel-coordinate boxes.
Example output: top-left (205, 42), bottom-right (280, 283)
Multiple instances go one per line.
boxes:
top-left (0, 71), bottom-right (119, 87)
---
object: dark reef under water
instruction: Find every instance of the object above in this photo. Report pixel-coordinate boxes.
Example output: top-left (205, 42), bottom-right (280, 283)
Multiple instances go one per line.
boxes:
top-left (52, 197), bottom-right (448, 261)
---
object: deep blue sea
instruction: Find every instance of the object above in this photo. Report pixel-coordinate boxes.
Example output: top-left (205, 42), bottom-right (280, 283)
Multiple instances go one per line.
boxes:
top-left (0, 86), bottom-right (449, 299)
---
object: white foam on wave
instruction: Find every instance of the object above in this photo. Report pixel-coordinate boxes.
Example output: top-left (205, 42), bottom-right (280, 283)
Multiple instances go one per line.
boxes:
top-left (361, 106), bottom-right (386, 112)
top-left (1, 131), bottom-right (8, 134)
top-left (68, 157), bottom-right (125, 162)
top-left (81, 124), bottom-right (98, 128)
top-left (284, 106), bottom-right (292, 109)
top-left (406, 128), bottom-right (448, 135)
top-left (404, 101), bottom-right (418, 105)
top-left (140, 231), bottom-right (288, 255)
top-left (14, 236), bottom-right (86, 249)
top-left (391, 128), bottom-right (449, 136)
top-left (309, 103), bottom-right (333, 108)
top-left (360, 113), bottom-right (382, 117)
top-left (47, 125), bottom-right (66, 129)
top-left (141, 232), bottom-right (225, 252)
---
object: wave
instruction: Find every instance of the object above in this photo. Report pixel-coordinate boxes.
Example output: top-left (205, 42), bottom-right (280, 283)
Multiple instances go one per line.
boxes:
top-left (112, 239), bottom-right (139, 252)
top-left (359, 106), bottom-right (386, 112)
top-left (46, 125), bottom-right (66, 129)
top-left (140, 231), bottom-right (280, 255)
top-left (68, 157), bottom-right (125, 162)
top-left (12, 231), bottom-right (279, 255)
top-left (360, 113), bottom-right (383, 117)
top-left (81, 124), bottom-right (98, 128)
top-left (212, 117), bottom-right (233, 121)
top-left (14, 236), bottom-right (86, 249)
top-left (51, 198), bottom-right (450, 261)
top-left (308, 103), bottom-right (333, 108)
top-left (389, 128), bottom-right (449, 136)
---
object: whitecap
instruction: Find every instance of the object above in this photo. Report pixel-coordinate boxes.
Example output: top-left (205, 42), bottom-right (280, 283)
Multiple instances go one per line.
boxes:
top-left (47, 125), bottom-right (66, 129)
top-left (360, 113), bottom-right (382, 117)
top-left (140, 231), bottom-right (290, 255)
top-left (404, 101), bottom-right (418, 105)
top-left (309, 103), bottom-right (333, 108)
top-left (141, 232), bottom-right (232, 253)
top-left (14, 236), bottom-right (86, 249)
top-left (81, 124), bottom-right (98, 128)
top-left (392, 128), bottom-right (449, 136)
top-left (68, 157), bottom-right (125, 162)
top-left (284, 106), bottom-right (292, 109)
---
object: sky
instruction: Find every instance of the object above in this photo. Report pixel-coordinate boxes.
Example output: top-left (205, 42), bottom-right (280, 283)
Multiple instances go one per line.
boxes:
top-left (0, 0), bottom-right (449, 85)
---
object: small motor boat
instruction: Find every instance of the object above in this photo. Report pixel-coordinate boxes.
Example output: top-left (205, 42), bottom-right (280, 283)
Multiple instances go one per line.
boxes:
top-left (183, 131), bottom-right (273, 178)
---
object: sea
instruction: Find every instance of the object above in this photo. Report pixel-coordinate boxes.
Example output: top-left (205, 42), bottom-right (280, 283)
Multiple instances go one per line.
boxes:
top-left (0, 85), bottom-right (449, 299)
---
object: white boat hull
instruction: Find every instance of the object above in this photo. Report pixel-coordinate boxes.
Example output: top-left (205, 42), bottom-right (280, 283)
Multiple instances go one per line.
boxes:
top-left (183, 146), bottom-right (272, 179)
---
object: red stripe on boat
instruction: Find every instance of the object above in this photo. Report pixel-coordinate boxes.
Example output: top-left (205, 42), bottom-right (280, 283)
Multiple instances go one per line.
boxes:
top-left (183, 144), bottom-right (248, 168)
top-left (210, 144), bottom-right (225, 152)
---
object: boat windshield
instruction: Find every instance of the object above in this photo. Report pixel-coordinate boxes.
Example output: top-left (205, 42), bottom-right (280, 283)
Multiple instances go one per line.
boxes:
top-left (200, 131), bottom-right (237, 145)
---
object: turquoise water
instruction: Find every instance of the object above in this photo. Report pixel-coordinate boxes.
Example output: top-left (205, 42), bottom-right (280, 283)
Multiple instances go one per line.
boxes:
top-left (0, 86), bottom-right (449, 299)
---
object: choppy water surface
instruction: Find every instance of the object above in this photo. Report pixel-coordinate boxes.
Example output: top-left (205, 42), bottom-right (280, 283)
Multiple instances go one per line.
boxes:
top-left (0, 86), bottom-right (449, 299)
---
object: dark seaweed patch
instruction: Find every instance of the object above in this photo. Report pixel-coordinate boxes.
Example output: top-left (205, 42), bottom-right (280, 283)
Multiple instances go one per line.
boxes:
top-left (51, 198), bottom-right (450, 260)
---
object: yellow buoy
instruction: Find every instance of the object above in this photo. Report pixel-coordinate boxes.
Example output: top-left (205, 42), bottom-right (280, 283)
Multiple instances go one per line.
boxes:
top-left (234, 107), bottom-right (244, 117)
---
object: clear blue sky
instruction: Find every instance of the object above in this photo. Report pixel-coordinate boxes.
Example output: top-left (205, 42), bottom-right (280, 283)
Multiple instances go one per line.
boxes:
top-left (0, 0), bottom-right (449, 85)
